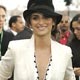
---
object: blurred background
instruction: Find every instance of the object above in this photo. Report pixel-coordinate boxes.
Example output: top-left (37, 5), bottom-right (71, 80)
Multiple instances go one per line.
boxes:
top-left (0, 0), bottom-right (80, 29)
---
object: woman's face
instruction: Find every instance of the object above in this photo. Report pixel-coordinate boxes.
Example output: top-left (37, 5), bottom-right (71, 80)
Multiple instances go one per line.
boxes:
top-left (72, 21), bottom-right (80, 40)
top-left (30, 13), bottom-right (54, 37)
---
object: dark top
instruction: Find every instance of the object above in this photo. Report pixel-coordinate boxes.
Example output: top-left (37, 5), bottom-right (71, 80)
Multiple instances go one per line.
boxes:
top-left (69, 38), bottom-right (80, 67)
top-left (13, 27), bottom-right (33, 40)
top-left (1, 30), bottom-right (14, 56)
top-left (69, 37), bottom-right (80, 80)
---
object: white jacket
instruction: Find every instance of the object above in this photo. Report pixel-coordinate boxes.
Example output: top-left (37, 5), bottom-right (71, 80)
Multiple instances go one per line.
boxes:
top-left (0, 36), bottom-right (75, 80)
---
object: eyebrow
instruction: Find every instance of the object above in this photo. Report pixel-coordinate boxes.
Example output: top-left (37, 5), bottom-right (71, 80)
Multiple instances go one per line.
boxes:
top-left (31, 14), bottom-right (40, 18)
top-left (32, 14), bottom-right (39, 16)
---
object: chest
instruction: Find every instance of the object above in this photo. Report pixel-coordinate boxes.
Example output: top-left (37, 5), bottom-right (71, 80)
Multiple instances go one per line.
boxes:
top-left (36, 53), bottom-right (51, 80)
top-left (14, 47), bottom-right (69, 80)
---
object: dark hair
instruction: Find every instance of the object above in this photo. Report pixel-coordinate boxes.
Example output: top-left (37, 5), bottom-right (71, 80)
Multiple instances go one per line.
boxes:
top-left (0, 5), bottom-right (7, 12)
top-left (9, 15), bottom-right (21, 28)
top-left (70, 14), bottom-right (80, 33)
top-left (70, 14), bottom-right (80, 40)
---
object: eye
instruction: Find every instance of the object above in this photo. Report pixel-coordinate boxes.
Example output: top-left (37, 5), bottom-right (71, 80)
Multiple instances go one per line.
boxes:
top-left (0, 15), bottom-right (5, 18)
top-left (73, 26), bottom-right (80, 31)
top-left (2, 15), bottom-right (5, 18)
top-left (61, 21), bottom-right (63, 23)
top-left (65, 21), bottom-right (68, 23)
top-left (75, 27), bottom-right (80, 31)
top-left (31, 16), bottom-right (39, 20)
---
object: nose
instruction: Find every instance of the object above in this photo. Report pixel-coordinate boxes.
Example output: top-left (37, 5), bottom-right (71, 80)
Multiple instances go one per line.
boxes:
top-left (62, 22), bottom-right (66, 26)
top-left (39, 18), bottom-right (45, 25)
top-left (74, 29), bottom-right (78, 34)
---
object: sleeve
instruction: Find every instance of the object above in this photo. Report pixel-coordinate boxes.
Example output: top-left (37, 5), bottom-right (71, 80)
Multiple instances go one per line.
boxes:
top-left (0, 46), bottom-right (14, 80)
top-left (64, 58), bottom-right (76, 80)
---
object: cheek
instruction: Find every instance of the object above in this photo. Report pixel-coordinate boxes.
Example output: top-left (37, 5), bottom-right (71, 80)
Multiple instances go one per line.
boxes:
top-left (47, 20), bottom-right (53, 27)
top-left (78, 31), bottom-right (80, 35)
top-left (74, 31), bottom-right (80, 36)
top-left (2, 17), bottom-right (6, 21)
top-left (30, 20), bottom-right (35, 26)
top-left (0, 19), bottom-right (5, 23)
top-left (48, 21), bottom-right (53, 25)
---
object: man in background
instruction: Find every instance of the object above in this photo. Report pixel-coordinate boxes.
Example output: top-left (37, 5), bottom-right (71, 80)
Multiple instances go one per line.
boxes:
top-left (8, 15), bottom-right (24, 36)
top-left (56, 15), bottom-right (73, 45)
top-left (0, 5), bottom-right (13, 56)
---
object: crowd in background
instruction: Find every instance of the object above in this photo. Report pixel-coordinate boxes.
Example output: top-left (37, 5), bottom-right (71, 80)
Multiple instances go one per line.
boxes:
top-left (0, 0), bottom-right (80, 79)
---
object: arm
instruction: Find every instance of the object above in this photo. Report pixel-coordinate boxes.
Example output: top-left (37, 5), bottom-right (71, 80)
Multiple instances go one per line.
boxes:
top-left (0, 47), bottom-right (14, 80)
top-left (64, 58), bottom-right (76, 80)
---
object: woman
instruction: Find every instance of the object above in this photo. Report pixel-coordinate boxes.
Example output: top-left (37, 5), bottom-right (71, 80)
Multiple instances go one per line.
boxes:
top-left (69, 14), bottom-right (80, 80)
top-left (0, 0), bottom-right (75, 80)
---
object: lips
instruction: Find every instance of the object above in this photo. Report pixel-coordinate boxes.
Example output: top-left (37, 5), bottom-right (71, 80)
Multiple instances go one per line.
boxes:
top-left (37, 26), bottom-right (46, 31)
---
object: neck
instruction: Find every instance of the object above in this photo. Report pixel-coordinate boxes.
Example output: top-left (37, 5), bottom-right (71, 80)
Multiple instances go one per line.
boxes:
top-left (11, 27), bottom-right (17, 33)
top-left (34, 35), bottom-right (51, 50)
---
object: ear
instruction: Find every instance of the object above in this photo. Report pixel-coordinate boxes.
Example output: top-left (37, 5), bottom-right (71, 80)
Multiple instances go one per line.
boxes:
top-left (12, 23), bottom-right (16, 28)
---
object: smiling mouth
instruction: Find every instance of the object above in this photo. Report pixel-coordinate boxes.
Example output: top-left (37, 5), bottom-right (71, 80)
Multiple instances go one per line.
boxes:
top-left (37, 26), bottom-right (46, 31)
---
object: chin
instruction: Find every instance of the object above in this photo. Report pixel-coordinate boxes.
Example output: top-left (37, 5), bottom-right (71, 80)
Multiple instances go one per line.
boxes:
top-left (77, 37), bottom-right (80, 40)
top-left (37, 33), bottom-right (48, 37)
top-left (38, 32), bottom-right (47, 35)
top-left (78, 38), bottom-right (80, 40)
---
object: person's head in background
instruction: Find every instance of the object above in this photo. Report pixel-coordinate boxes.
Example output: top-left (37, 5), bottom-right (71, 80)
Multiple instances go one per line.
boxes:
top-left (0, 5), bottom-right (6, 32)
top-left (23, 0), bottom-right (62, 38)
top-left (9, 15), bottom-right (24, 33)
top-left (70, 14), bottom-right (80, 40)
top-left (58, 15), bottom-right (70, 33)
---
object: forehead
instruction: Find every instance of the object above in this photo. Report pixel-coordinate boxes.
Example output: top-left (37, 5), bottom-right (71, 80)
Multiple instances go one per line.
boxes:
top-left (72, 21), bottom-right (80, 27)
top-left (31, 13), bottom-right (48, 19)
top-left (61, 16), bottom-right (69, 21)
top-left (16, 17), bottom-right (23, 22)
top-left (17, 17), bottom-right (22, 20)
top-left (0, 8), bottom-right (6, 15)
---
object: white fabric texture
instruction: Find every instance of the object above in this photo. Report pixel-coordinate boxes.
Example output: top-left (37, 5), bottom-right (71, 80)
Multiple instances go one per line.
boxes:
top-left (0, 36), bottom-right (75, 80)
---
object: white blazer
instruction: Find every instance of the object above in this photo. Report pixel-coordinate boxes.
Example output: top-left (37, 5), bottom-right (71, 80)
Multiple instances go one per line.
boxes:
top-left (0, 36), bottom-right (75, 80)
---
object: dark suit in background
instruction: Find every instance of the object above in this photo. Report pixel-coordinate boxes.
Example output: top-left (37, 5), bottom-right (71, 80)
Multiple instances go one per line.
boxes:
top-left (13, 27), bottom-right (33, 40)
top-left (1, 30), bottom-right (14, 56)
